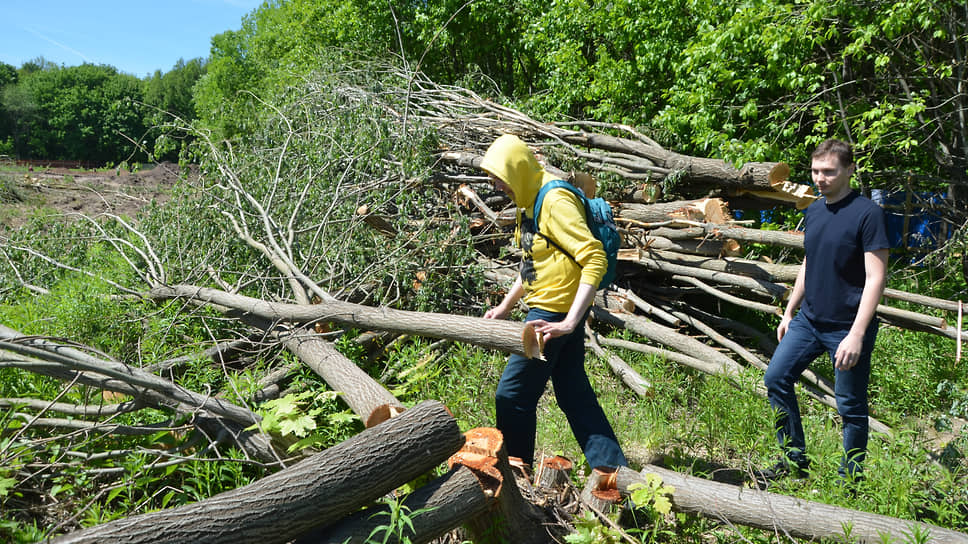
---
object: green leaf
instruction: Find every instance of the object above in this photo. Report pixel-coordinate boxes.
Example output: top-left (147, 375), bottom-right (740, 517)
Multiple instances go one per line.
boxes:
top-left (0, 477), bottom-right (17, 497)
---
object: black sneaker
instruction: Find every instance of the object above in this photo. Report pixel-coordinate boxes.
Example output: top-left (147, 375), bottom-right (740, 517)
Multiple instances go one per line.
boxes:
top-left (754, 459), bottom-right (809, 487)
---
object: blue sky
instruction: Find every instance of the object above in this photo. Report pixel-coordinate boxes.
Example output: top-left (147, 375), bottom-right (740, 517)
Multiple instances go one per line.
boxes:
top-left (1, 0), bottom-right (264, 78)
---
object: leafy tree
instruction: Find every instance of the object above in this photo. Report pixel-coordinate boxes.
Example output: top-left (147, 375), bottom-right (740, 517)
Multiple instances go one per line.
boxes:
top-left (0, 83), bottom-right (41, 157)
top-left (0, 63), bottom-right (16, 88)
top-left (654, 0), bottom-right (967, 192)
top-left (5, 63), bottom-right (146, 162)
top-left (0, 62), bottom-right (19, 152)
top-left (143, 58), bottom-right (207, 161)
top-left (144, 58), bottom-right (205, 120)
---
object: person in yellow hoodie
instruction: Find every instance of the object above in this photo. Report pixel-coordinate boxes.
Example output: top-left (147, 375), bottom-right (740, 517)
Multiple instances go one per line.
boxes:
top-left (481, 134), bottom-right (627, 471)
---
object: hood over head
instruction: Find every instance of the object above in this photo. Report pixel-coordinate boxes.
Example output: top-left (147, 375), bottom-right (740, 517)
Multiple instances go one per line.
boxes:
top-left (479, 134), bottom-right (556, 210)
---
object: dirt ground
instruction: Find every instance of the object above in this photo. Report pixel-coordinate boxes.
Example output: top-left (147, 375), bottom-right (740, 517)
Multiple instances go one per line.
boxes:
top-left (1, 162), bottom-right (194, 230)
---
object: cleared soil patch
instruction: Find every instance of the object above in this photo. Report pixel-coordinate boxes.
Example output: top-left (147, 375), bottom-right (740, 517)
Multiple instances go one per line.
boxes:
top-left (0, 161), bottom-right (193, 230)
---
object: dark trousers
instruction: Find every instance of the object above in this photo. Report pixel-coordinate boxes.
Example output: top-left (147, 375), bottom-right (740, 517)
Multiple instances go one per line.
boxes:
top-left (495, 308), bottom-right (627, 469)
top-left (764, 311), bottom-right (877, 477)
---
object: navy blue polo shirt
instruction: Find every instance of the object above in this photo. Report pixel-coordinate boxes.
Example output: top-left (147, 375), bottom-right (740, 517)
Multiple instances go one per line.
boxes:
top-left (801, 191), bottom-right (889, 327)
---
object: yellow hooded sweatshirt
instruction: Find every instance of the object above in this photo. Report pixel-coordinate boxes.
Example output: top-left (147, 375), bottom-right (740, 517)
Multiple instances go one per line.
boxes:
top-left (480, 134), bottom-right (607, 313)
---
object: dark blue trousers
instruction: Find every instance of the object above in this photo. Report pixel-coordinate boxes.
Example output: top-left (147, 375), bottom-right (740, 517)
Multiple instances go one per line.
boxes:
top-left (764, 311), bottom-right (877, 477)
top-left (495, 308), bottom-right (627, 470)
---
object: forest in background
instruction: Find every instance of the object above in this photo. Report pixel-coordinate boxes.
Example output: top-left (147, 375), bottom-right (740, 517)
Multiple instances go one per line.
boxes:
top-left (2, 0), bottom-right (966, 194)
top-left (2, 0), bottom-right (968, 542)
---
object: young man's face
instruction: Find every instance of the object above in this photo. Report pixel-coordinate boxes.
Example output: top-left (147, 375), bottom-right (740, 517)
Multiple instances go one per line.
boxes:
top-left (811, 153), bottom-right (855, 203)
top-left (488, 173), bottom-right (515, 201)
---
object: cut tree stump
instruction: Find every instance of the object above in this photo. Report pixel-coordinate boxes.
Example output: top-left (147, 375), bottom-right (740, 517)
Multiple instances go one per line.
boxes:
top-left (447, 428), bottom-right (556, 544)
top-left (617, 465), bottom-right (968, 544)
top-left (581, 467), bottom-right (623, 515)
top-left (535, 455), bottom-right (574, 489)
top-left (53, 401), bottom-right (464, 544)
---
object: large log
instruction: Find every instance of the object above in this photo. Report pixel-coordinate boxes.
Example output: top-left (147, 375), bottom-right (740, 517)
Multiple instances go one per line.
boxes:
top-left (645, 249), bottom-right (800, 283)
top-left (617, 466), bottom-right (968, 544)
top-left (616, 199), bottom-right (731, 225)
top-left (555, 130), bottom-right (789, 190)
top-left (296, 465), bottom-right (490, 544)
top-left (639, 236), bottom-right (740, 258)
top-left (149, 284), bottom-right (529, 356)
top-left (53, 401), bottom-right (464, 544)
top-left (644, 224), bottom-right (804, 249)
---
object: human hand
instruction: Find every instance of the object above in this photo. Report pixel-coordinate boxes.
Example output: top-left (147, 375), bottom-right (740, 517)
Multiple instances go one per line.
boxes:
top-left (529, 319), bottom-right (576, 343)
top-left (834, 332), bottom-right (864, 370)
top-left (776, 315), bottom-right (793, 342)
top-left (484, 304), bottom-right (511, 320)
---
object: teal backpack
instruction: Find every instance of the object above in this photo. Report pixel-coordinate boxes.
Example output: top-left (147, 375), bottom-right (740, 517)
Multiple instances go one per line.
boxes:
top-left (532, 180), bottom-right (620, 290)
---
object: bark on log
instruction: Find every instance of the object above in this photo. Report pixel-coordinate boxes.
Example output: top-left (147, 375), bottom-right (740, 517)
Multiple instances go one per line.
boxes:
top-left (671, 224), bottom-right (804, 249)
top-left (296, 465), bottom-right (490, 544)
top-left (53, 400), bottom-right (465, 544)
top-left (617, 466), bottom-right (968, 544)
top-left (616, 199), bottom-right (731, 225)
top-left (646, 249), bottom-right (800, 283)
top-left (282, 331), bottom-right (403, 427)
top-left (638, 236), bottom-right (739, 258)
top-left (883, 287), bottom-right (964, 313)
top-left (591, 295), bottom-right (745, 378)
top-left (614, 287), bottom-right (681, 327)
top-left (149, 285), bottom-right (529, 356)
top-left (633, 252), bottom-right (787, 299)
top-left (556, 130), bottom-right (789, 190)
top-left (671, 275), bottom-right (784, 316)
top-left (586, 326), bottom-right (651, 396)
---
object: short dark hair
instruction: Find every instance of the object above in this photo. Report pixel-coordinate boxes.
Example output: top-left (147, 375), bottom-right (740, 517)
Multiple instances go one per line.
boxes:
top-left (811, 139), bottom-right (854, 167)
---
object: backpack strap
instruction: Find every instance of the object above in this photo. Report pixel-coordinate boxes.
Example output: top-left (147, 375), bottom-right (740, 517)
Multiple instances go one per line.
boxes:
top-left (532, 180), bottom-right (586, 264)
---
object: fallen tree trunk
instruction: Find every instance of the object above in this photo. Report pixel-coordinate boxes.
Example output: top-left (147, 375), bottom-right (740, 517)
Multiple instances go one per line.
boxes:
top-left (296, 465), bottom-right (490, 544)
top-left (54, 400), bottom-right (464, 544)
top-left (555, 130), bottom-right (789, 190)
top-left (0, 325), bottom-right (260, 426)
top-left (586, 326), bottom-right (651, 396)
top-left (645, 249), bottom-right (800, 283)
top-left (638, 236), bottom-right (737, 257)
top-left (282, 331), bottom-right (404, 427)
top-left (591, 295), bottom-right (745, 378)
top-left (149, 284), bottom-right (529, 356)
top-left (617, 466), bottom-right (968, 544)
top-left (616, 199), bottom-right (732, 225)
top-left (633, 253), bottom-right (787, 299)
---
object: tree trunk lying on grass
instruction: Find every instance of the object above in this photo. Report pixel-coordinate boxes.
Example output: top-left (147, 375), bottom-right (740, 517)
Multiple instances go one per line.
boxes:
top-left (149, 284), bottom-right (529, 357)
top-left (54, 401), bottom-right (464, 544)
top-left (282, 330), bottom-right (404, 427)
top-left (0, 325), bottom-right (284, 465)
top-left (296, 465), bottom-right (490, 544)
top-left (616, 465), bottom-right (968, 544)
